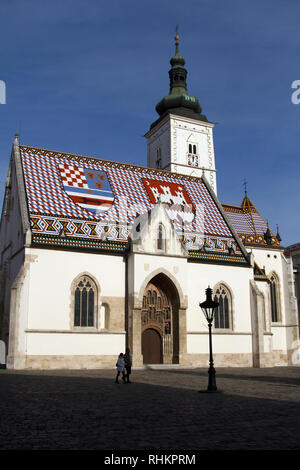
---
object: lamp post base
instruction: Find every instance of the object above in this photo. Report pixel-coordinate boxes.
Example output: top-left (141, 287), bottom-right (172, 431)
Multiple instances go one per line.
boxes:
top-left (208, 365), bottom-right (217, 391)
top-left (198, 365), bottom-right (222, 393)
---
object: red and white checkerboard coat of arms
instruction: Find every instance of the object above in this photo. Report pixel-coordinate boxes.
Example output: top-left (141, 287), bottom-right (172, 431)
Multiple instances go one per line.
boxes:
top-left (58, 163), bottom-right (114, 214)
top-left (59, 164), bottom-right (88, 188)
top-left (142, 178), bottom-right (195, 224)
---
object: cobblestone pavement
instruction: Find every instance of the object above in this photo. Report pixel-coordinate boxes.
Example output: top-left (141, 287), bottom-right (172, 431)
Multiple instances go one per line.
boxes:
top-left (0, 366), bottom-right (299, 451)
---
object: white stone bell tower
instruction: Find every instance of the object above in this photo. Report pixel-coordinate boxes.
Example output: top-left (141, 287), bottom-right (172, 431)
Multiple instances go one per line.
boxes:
top-left (145, 33), bottom-right (217, 194)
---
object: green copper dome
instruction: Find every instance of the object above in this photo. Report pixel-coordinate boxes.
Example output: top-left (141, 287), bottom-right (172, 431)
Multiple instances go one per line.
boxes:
top-left (152, 34), bottom-right (208, 128)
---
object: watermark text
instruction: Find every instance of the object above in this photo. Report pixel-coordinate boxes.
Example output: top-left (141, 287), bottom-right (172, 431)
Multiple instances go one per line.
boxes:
top-left (291, 80), bottom-right (300, 104)
top-left (0, 80), bottom-right (6, 104)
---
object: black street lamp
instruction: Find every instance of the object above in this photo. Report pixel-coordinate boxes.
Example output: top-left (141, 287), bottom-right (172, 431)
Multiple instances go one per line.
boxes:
top-left (199, 286), bottom-right (219, 393)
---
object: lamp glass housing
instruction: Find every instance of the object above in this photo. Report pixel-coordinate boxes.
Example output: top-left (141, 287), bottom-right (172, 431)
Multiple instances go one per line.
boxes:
top-left (200, 287), bottom-right (219, 323)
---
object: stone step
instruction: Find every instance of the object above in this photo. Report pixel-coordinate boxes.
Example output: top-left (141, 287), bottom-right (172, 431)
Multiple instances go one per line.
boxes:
top-left (133, 364), bottom-right (196, 370)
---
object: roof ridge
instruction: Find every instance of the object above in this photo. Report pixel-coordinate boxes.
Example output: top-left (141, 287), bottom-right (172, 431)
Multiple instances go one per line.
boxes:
top-left (19, 144), bottom-right (205, 183)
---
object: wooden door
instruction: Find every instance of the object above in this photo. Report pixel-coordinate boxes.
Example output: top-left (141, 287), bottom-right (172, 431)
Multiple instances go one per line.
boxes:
top-left (142, 328), bottom-right (163, 364)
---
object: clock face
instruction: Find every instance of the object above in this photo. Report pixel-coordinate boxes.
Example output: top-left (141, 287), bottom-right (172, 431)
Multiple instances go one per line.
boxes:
top-left (187, 153), bottom-right (199, 167)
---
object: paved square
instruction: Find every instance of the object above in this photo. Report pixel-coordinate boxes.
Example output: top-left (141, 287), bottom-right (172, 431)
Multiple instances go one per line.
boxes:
top-left (0, 367), bottom-right (299, 450)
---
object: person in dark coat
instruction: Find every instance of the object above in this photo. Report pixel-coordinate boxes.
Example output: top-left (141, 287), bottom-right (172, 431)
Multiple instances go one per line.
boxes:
top-left (124, 347), bottom-right (132, 383)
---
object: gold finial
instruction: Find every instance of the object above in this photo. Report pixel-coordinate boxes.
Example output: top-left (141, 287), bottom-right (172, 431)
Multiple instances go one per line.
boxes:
top-left (175, 24), bottom-right (179, 43)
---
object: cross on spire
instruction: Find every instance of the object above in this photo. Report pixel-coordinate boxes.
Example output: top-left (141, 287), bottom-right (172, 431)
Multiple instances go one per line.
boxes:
top-left (243, 179), bottom-right (248, 197)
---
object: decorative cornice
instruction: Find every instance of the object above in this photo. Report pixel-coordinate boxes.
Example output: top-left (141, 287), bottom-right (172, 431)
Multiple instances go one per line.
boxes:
top-left (32, 233), bottom-right (127, 253)
top-left (188, 251), bottom-right (248, 266)
top-left (239, 233), bottom-right (281, 247)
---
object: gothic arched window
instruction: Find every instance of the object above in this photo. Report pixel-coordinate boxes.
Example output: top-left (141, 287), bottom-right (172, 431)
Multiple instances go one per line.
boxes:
top-left (74, 275), bottom-right (97, 327)
top-left (157, 223), bottom-right (166, 251)
top-left (270, 273), bottom-right (281, 323)
top-left (213, 284), bottom-right (233, 330)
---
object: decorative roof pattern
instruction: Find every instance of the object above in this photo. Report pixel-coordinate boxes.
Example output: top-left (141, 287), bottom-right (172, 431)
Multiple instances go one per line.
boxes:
top-left (19, 145), bottom-right (247, 259)
top-left (222, 198), bottom-right (280, 247)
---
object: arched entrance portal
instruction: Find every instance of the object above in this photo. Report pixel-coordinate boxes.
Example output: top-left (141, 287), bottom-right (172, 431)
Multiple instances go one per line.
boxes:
top-left (141, 274), bottom-right (179, 364)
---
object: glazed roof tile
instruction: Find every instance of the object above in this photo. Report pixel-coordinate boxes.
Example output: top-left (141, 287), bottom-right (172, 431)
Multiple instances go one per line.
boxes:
top-left (18, 145), bottom-right (249, 258)
top-left (222, 198), bottom-right (280, 247)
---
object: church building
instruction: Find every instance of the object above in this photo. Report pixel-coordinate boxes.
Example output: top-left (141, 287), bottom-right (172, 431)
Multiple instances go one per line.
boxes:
top-left (0, 34), bottom-right (298, 369)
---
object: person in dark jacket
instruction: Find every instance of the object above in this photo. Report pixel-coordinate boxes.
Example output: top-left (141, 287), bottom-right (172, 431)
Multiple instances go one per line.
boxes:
top-left (124, 347), bottom-right (132, 383)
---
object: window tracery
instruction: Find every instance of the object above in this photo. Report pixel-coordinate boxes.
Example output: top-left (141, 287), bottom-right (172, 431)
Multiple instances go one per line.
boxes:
top-left (213, 283), bottom-right (233, 330)
top-left (270, 273), bottom-right (281, 322)
top-left (141, 283), bottom-right (171, 335)
top-left (73, 275), bottom-right (97, 327)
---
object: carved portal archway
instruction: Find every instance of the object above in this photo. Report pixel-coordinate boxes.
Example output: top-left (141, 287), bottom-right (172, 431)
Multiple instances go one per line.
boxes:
top-left (141, 274), bottom-right (180, 364)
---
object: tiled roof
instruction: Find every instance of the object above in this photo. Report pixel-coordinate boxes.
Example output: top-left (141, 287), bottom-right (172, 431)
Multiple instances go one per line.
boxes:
top-left (222, 197), bottom-right (280, 247)
top-left (19, 145), bottom-right (248, 260)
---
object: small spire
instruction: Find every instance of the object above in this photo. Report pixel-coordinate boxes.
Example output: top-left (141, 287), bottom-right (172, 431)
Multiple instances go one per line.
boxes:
top-left (243, 178), bottom-right (248, 197)
top-left (276, 224), bottom-right (282, 243)
top-left (14, 132), bottom-right (19, 143)
top-left (264, 222), bottom-right (273, 246)
top-left (241, 182), bottom-right (255, 212)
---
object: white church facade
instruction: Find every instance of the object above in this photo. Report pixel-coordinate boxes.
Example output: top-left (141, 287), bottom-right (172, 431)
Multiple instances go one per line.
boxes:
top-left (0, 35), bottom-right (298, 369)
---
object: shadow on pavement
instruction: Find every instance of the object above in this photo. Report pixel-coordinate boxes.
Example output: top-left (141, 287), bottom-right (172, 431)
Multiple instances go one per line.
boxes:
top-left (0, 369), bottom-right (299, 450)
top-left (164, 367), bottom-right (300, 387)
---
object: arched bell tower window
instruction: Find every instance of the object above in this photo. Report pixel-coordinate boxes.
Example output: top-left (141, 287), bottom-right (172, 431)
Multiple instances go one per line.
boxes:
top-left (73, 275), bottom-right (97, 327)
top-left (188, 143), bottom-right (197, 155)
top-left (213, 283), bottom-right (233, 330)
top-left (187, 137), bottom-right (199, 168)
top-left (270, 272), bottom-right (281, 323)
top-left (156, 147), bottom-right (162, 169)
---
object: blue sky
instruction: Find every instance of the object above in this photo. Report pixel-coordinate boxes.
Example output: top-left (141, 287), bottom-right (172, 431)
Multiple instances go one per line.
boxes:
top-left (0, 0), bottom-right (299, 246)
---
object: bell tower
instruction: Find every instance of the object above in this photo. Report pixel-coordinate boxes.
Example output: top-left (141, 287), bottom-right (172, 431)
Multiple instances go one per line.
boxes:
top-left (145, 31), bottom-right (217, 194)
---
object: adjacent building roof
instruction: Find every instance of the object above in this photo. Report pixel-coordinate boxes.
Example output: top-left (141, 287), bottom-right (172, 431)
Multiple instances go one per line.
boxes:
top-left (19, 144), bottom-right (249, 264)
top-left (222, 196), bottom-right (281, 248)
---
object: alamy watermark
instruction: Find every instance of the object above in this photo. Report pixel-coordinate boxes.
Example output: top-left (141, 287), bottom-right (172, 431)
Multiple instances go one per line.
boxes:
top-left (1, 80), bottom-right (300, 105)
top-left (0, 80), bottom-right (6, 104)
top-left (291, 80), bottom-right (300, 104)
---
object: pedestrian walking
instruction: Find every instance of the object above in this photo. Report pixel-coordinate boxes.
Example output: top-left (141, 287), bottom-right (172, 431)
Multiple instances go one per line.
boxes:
top-left (124, 347), bottom-right (132, 383)
top-left (115, 353), bottom-right (126, 384)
